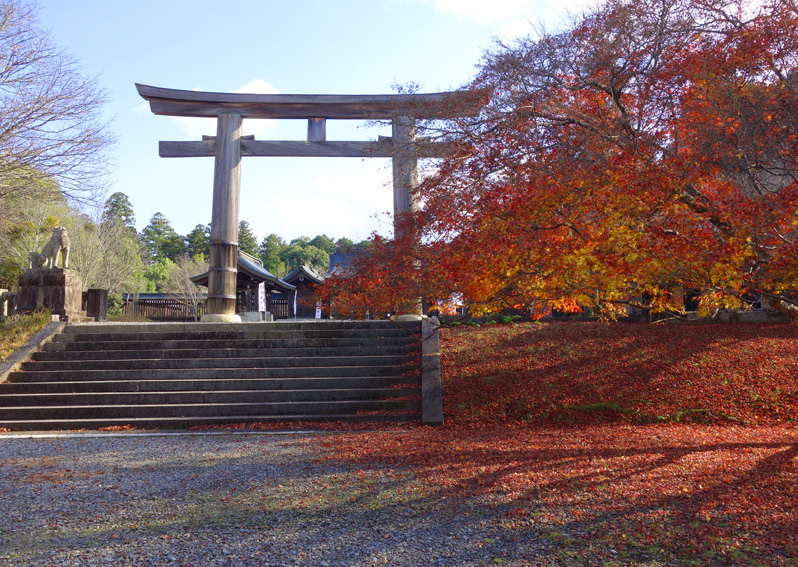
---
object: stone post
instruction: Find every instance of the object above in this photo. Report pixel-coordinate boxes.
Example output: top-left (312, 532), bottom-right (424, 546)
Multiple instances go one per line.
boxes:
top-left (0, 289), bottom-right (7, 317)
top-left (86, 289), bottom-right (108, 322)
top-left (203, 112), bottom-right (242, 322)
top-left (421, 316), bottom-right (443, 425)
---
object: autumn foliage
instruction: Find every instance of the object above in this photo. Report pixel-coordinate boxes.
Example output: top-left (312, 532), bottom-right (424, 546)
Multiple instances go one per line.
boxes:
top-left (310, 321), bottom-right (798, 565)
top-left (440, 321), bottom-right (798, 426)
top-left (315, 425), bottom-right (797, 565)
top-left (321, 0), bottom-right (798, 319)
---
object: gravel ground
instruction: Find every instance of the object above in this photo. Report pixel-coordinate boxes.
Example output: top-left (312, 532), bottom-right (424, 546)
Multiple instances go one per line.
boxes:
top-left (0, 432), bottom-right (567, 567)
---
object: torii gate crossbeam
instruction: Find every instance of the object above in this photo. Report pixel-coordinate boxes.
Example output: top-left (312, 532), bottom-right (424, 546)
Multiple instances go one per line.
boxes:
top-left (136, 83), bottom-right (487, 321)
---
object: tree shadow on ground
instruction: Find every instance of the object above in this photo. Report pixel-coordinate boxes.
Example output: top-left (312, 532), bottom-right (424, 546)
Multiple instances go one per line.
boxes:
top-left (316, 426), bottom-right (798, 566)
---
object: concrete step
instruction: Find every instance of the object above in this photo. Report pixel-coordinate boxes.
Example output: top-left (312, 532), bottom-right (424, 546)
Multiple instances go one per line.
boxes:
top-left (0, 399), bottom-right (421, 420)
top-left (0, 319), bottom-right (427, 431)
top-left (56, 329), bottom-right (416, 343)
top-left (0, 386), bottom-right (421, 407)
top-left (20, 354), bottom-right (413, 372)
top-left (45, 337), bottom-right (417, 352)
top-left (63, 320), bottom-right (413, 334)
top-left (0, 376), bottom-right (420, 395)
top-left (0, 413), bottom-right (419, 432)
top-left (31, 345), bottom-right (417, 361)
top-left (6, 364), bottom-right (413, 383)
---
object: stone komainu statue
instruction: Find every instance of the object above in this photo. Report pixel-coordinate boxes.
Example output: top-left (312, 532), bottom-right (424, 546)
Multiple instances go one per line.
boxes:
top-left (37, 227), bottom-right (71, 269)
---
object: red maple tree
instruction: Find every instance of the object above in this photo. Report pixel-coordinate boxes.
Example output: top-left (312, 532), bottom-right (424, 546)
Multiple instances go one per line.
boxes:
top-left (321, 0), bottom-right (798, 320)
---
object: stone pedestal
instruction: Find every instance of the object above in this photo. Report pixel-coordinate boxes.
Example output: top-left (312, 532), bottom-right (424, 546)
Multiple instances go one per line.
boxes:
top-left (17, 268), bottom-right (84, 322)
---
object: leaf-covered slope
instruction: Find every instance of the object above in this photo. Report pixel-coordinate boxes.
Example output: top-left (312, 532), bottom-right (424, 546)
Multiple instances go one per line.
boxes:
top-left (441, 322), bottom-right (798, 426)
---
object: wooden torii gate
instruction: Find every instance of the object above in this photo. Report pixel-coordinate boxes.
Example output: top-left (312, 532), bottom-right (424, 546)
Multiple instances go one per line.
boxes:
top-left (136, 83), bottom-right (486, 321)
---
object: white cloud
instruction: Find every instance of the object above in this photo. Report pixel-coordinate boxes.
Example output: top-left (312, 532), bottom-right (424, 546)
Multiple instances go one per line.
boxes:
top-left (172, 79), bottom-right (281, 139)
top-left (172, 116), bottom-right (218, 139)
top-left (251, 226), bottom-right (268, 244)
top-left (237, 79), bottom-right (281, 138)
top-left (234, 79), bottom-right (279, 95)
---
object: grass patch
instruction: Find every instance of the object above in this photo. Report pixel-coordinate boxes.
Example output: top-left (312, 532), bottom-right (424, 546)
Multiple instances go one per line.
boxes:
top-left (0, 310), bottom-right (51, 363)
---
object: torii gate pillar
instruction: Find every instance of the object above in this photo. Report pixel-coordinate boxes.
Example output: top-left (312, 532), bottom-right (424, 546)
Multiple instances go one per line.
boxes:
top-left (392, 115), bottom-right (418, 219)
top-left (204, 112), bottom-right (243, 322)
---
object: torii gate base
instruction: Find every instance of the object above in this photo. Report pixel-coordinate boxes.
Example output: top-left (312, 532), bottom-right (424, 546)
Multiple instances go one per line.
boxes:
top-left (136, 84), bottom-right (486, 320)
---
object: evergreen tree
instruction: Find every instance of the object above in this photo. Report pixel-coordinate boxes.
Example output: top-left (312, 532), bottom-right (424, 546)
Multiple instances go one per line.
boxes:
top-left (238, 220), bottom-right (259, 257)
top-left (185, 223), bottom-right (210, 260)
top-left (309, 234), bottom-right (335, 255)
top-left (334, 237), bottom-right (354, 253)
top-left (258, 234), bottom-right (286, 278)
top-left (101, 192), bottom-right (136, 231)
top-left (281, 244), bottom-right (329, 277)
top-left (140, 212), bottom-right (185, 263)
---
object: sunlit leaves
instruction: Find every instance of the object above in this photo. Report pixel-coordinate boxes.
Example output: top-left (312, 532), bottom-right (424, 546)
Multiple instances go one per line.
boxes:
top-left (321, 0), bottom-right (798, 319)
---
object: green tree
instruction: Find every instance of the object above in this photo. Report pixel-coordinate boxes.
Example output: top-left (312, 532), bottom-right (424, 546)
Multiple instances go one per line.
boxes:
top-left (143, 258), bottom-right (173, 292)
top-left (259, 233), bottom-right (287, 277)
top-left (101, 192), bottom-right (136, 232)
top-left (140, 212), bottom-right (185, 263)
top-left (310, 234), bottom-right (335, 255)
top-left (185, 223), bottom-right (210, 261)
top-left (238, 220), bottom-right (259, 257)
top-left (281, 244), bottom-right (329, 277)
top-left (334, 237), bottom-right (354, 253)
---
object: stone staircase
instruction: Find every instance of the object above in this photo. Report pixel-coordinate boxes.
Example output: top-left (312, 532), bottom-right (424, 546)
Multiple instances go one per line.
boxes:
top-left (0, 321), bottom-right (424, 431)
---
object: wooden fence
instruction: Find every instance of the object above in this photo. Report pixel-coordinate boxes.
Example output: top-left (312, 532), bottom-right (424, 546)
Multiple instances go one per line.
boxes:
top-left (124, 297), bottom-right (206, 321)
top-left (270, 298), bottom-right (290, 319)
top-left (123, 295), bottom-right (291, 321)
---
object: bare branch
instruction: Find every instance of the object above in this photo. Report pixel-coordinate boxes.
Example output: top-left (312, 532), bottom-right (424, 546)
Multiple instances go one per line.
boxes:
top-left (0, 1), bottom-right (115, 213)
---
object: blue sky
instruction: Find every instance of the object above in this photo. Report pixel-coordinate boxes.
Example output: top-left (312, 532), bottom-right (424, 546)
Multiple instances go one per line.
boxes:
top-left (36, 0), bottom-right (588, 243)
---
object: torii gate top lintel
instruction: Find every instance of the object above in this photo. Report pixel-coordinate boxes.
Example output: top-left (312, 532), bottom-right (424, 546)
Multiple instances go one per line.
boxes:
top-left (135, 83), bottom-right (487, 120)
